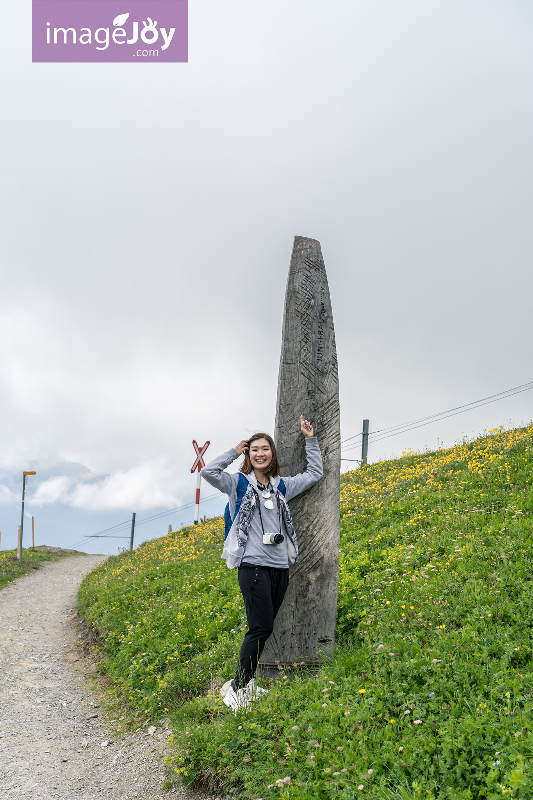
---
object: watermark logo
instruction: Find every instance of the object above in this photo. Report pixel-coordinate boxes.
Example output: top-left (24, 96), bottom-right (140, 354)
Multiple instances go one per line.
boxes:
top-left (32, 0), bottom-right (188, 62)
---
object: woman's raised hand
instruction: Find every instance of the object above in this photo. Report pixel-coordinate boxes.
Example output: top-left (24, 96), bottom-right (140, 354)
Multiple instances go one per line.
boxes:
top-left (234, 439), bottom-right (249, 455)
top-left (300, 415), bottom-right (314, 438)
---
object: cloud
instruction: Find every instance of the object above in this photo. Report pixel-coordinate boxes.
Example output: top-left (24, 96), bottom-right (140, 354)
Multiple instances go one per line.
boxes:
top-left (0, 484), bottom-right (18, 504)
top-left (29, 459), bottom-right (183, 512)
top-left (70, 460), bottom-right (183, 511)
top-left (32, 476), bottom-right (71, 506)
top-left (0, 0), bottom-right (532, 549)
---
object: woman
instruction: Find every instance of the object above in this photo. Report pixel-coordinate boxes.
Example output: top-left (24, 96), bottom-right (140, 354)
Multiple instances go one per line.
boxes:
top-left (201, 415), bottom-right (323, 710)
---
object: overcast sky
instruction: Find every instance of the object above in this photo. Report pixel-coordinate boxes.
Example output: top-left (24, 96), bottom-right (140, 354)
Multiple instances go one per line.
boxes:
top-left (1, 0), bottom-right (532, 554)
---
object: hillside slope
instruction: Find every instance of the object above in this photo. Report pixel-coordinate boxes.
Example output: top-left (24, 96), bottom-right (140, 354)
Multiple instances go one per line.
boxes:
top-left (78, 424), bottom-right (533, 799)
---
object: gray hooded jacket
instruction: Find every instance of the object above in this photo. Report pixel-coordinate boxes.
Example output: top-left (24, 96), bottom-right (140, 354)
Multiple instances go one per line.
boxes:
top-left (201, 438), bottom-right (323, 569)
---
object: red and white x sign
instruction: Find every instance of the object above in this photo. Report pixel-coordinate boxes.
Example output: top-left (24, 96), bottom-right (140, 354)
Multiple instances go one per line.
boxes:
top-left (191, 440), bottom-right (210, 473)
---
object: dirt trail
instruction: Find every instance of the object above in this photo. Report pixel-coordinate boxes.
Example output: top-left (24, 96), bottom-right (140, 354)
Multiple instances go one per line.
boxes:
top-left (0, 556), bottom-right (215, 800)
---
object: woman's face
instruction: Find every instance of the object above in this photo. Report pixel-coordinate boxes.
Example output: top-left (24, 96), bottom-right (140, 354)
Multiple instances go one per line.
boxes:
top-left (248, 438), bottom-right (273, 472)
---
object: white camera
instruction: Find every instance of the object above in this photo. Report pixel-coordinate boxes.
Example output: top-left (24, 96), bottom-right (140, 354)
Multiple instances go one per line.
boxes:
top-left (263, 533), bottom-right (284, 545)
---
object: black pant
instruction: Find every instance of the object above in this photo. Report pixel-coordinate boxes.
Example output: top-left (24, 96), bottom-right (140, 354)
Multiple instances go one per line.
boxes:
top-left (234, 564), bottom-right (289, 689)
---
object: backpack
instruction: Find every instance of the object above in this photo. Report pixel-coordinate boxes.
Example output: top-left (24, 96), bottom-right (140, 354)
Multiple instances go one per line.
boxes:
top-left (224, 474), bottom-right (286, 540)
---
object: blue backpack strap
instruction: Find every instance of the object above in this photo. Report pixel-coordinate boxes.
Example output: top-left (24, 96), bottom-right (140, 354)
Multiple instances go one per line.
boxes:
top-left (278, 478), bottom-right (286, 496)
top-left (223, 504), bottom-right (232, 539)
top-left (236, 473), bottom-right (249, 506)
top-left (224, 473), bottom-right (249, 540)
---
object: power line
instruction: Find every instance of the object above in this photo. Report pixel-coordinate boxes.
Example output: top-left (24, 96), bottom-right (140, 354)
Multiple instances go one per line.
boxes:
top-left (340, 432), bottom-right (362, 445)
top-left (369, 380), bottom-right (533, 438)
top-left (82, 517), bottom-right (133, 537)
top-left (341, 380), bottom-right (533, 454)
top-left (80, 491), bottom-right (224, 541)
top-left (366, 384), bottom-right (533, 444)
top-left (349, 380), bottom-right (533, 443)
top-left (128, 493), bottom-right (222, 528)
top-left (83, 493), bottom-right (221, 539)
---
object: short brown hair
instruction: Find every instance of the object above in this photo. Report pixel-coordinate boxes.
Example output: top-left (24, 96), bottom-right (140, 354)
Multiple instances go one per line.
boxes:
top-left (240, 432), bottom-right (280, 479)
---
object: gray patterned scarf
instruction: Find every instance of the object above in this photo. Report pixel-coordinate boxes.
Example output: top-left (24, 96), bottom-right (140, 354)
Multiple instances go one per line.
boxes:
top-left (234, 483), bottom-right (299, 561)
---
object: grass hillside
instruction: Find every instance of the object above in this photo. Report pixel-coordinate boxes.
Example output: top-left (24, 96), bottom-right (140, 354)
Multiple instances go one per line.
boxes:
top-left (78, 424), bottom-right (533, 799)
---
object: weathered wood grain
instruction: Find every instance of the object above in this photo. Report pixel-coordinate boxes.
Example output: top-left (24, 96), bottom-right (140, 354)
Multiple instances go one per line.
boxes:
top-left (260, 236), bottom-right (341, 668)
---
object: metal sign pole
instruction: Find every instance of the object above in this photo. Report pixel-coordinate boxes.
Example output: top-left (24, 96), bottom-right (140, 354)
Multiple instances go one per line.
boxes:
top-left (19, 471), bottom-right (36, 562)
top-left (19, 476), bottom-right (26, 563)
top-left (129, 512), bottom-right (136, 551)
top-left (361, 419), bottom-right (369, 466)
top-left (194, 468), bottom-right (202, 525)
top-left (191, 440), bottom-right (210, 526)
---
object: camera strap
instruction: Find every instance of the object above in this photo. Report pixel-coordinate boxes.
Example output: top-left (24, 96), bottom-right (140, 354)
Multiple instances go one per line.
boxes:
top-left (254, 484), bottom-right (282, 536)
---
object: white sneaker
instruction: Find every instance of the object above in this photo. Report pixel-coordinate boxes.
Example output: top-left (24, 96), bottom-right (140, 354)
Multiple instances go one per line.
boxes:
top-left (223, 681), bottom-right (249, 712)
top-left (220, 679), bottom-right (233, 698)
top-left (246, 678), bottom-right (269, 701)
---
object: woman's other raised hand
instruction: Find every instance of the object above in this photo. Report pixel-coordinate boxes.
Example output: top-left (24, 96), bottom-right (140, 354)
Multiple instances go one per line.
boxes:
top-left (300, 415), bottom-right (314, 438)
top-left (234, 440), bottom-right (250, 456)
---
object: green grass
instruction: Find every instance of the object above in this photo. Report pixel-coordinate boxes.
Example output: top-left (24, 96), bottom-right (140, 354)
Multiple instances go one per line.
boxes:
top-left (78, 424), bottom-right (533, 799)
top-left (77, 517), bottom-right (248, 718)
top-left (0, 547), bottom-right (80, 591)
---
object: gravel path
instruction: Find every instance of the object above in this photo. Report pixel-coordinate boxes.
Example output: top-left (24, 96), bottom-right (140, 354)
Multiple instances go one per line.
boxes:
top-left (0, 556), bottom-right (215, 800)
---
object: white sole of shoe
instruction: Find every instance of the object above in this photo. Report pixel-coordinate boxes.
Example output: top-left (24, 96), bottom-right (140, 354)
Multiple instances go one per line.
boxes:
top-left (223, 687), bottom-right (249, 712)
top-left (223, 692), bottom-right (238, 711)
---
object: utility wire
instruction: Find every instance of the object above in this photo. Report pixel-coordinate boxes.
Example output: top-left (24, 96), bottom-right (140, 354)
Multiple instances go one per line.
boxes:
top-left (363, 382), bottom-right (533, 446)
top-left (81, 517), bottom-right (134, 536)
top-left (127, 493), bottom-right (222, 528)
top-left (341, 381), bottom-right (533, 450)
top-left (78, 491), bottom-right (225, 544)
top-left (345, 380), bottom-right (533, 444)
top-left (341, 380), bottom-right (533, 454)
top-left (83, 492), bottom-right (222, 539)
top-left (367, 380), bottom-right (533, 438)
top-left (365, 385), bottom-right (533, 445)
top-left (340, 432), bottom-right (363, 444)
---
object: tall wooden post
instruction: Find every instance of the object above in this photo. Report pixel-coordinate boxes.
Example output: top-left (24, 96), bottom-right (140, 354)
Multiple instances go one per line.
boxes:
top-left (260, 236), bottom-right (341, 670)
